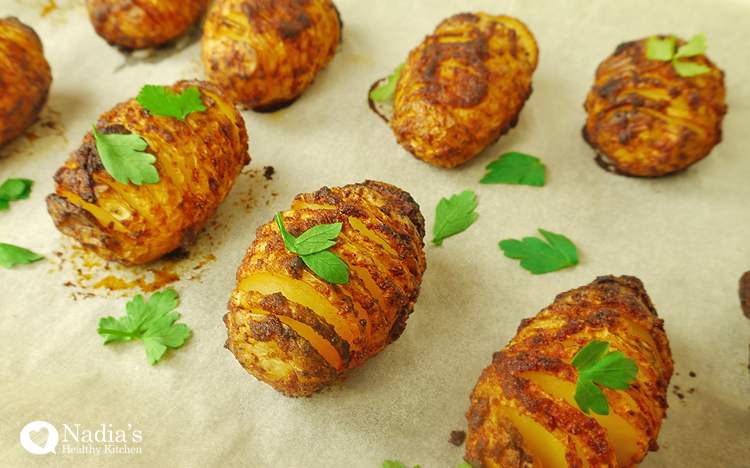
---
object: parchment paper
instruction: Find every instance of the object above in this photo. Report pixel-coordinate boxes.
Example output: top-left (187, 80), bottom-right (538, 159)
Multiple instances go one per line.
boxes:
top-left (2, 0), bottom-right (749, 467)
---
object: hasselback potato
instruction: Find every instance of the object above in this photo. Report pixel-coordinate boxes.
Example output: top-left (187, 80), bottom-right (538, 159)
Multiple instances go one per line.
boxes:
top-left (224, 181), bottom-right (426, 397)
top-left (46, 80), bottom-right (249, 266)
top-left (86, 0), bottom-right (210, 49)
top-left (390, 13), bottom-right (538, 168)
top-left (0, 17), bottom-right (51, 148)
top-left (201, 0), bottom-right (341, 111)
top-left (583, 36), bottom-right (726, 177)
top-left (465, 276), bottom-right (673, 468)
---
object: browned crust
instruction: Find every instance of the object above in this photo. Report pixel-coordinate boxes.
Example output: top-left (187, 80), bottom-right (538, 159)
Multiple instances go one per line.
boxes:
top-left (0, 17), bottom-right (51, 147)
top-left (740, 271), bottom-right (750, 320)
top-left (86, 0), bottom-right (211, 49)
top-left (465, 275), bottom-right (673, 468)
top-left (227, 181), bottom-right (426, 397)
top-left (583, 36), bottom-right (727, 177)
top-left (47, 79), bottom-right (249, 265)
top-left (390, 13), bottom-right (538, 168)
top-left (201, 0), bottom-right (341, 110)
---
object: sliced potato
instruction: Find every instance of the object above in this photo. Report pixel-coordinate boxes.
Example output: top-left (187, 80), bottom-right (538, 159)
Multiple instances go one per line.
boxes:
top-left (86, 0), bottom-right (210, 49)
top-left (46, 80), bottom-right (249, 266)
top-left (0, 17), bottom-right (51, 148)
top-left (202, 0), bottom-right (341, 111)
top-left (390, 13), bottom-right (538, 168)
top-left (465, 276), bottom-right (673, 468)
top-left (225, 181), bottom-right (426, 397)
top-left (583, 36), bottom-right (727, 177)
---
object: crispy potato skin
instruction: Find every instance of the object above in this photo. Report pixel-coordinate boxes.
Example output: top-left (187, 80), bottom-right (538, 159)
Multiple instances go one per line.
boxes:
top-left (390, 13), bottom-right (538, 168)
top-left (46, 80), bottom-right (249, 266)
top-left (465, 276), bottom-right (674, 468)
top-left (0, 17), bottom-right (51, 148)
top-left (583, 37), bottom-right (727, 177)
top-left (201, 0), bottom-right (341, 110)
top-left (86, 0), bottom-right (210, 49)
top-left (225, 181), bottom-right (426, 397)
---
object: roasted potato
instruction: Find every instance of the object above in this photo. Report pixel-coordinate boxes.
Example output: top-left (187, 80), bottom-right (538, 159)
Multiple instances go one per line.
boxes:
top-left (86, 0), bottom-right (210, 49)
top-left (583, 36), bottom-right (727, 177)
top-left (201, 0), bottom-right (341, 111)
top-left (390, 13), bottom-right (538, 168)
top-left (224, 181), bottom-right (426, 397)
top-left (46, 80), bottom-right (249, 266)
top-left (465, 276), bottom-right (673, 468)
top-left (0, 17), bottom-right (51, 148)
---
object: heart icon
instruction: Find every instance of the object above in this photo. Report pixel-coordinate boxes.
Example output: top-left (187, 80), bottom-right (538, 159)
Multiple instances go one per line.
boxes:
top-left (29, 427), bottom-right (49, 448)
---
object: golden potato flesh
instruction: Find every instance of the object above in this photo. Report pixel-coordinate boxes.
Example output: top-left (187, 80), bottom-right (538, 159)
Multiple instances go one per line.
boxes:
top-left (225, 181), bottom-right (426, 397)
top-left (46, 80), bottom-right (250, 266)
top-left (583, 36), bottom-right (727, 177)
top-left (390, 13), bottom-right (538, 168)
top-left (0, 17), bottom-right (51, 148)
top-left (86, 0), bottom-right (210, 49)
top-left (465, 276), bottom-right (673, 468)
top-left (201, 0), bottom-right (341, 111)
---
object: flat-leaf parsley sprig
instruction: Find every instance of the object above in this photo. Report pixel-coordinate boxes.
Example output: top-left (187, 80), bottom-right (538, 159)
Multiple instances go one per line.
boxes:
top-left (646, 32), bottom-right (712, 77)
top-left (97, 289), bottom-right (191, 365)
top-left (275, 213), bottom-right (349, 284)
top-left (370, 62), bottom-right (405, 102)
top-left (480, 152), bottom-right (546, 186)
top-left (0, 243), bottom-right (44, 269)
top-left (431, 190), bottom-right (479, 245)
top-left (136, 85), bottom-right (206, 120)
top-left (92, 126), bottom-right (158, 186)
top-left (572, 339), bottom-right (639, 415)
top-left (0, 178), bottom-right (33, 210)
top-left (499, 229), bottom-right (578, 274)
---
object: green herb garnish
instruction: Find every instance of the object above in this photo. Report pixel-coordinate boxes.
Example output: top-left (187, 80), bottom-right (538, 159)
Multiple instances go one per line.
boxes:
top-left (499, 229), bottom-right (578, 274)
top-left (0, 243), bottom-right (44, 269)
top-left (381, 461), bottom-right (470, 468)
top-left (370, 62), bottom-right (405, 102)
top-left (646, 33), bottom-right (711, 77)
top-left (92, 125), bottom-right (159, 186)
top-left (572, 339), bottom-right (639, 415)
top-left (136, 85), bottom-right (207, 120)
top-left (480, 152), bottom-right (545, 186)
top-left (0, 178), bottom-right (33, 210)
top-left (275, 213), bottom-right (349, 284)
top-left (431, 189), bottom-right (478, 245)
top-left (97, 289), bottom-right (191, 365)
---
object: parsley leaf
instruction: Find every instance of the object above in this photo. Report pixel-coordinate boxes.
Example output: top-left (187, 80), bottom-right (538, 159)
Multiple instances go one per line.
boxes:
top-left (480, 152), bottom-right (545, 186)
top-left (572, 339), bottom-right (639, 415)
top-left (381, 461), bottom-right (469, 468)
top-left (498, 229), bottom-right (578, 274)
top-left (645, 33), bottom-right (711, 77)
top-left (136, 85), bottom-right (207, 120)
top-left (431, 190), bottom-right (478, 245)
top-left (370, 62), bottom-right (405, 102)
top-left (275, 213), bottom-right (349, 284)
top-left (97, 289), bottom-right (191, 365)
top-left (0, 243), bottom-right (44, 269)
top-left (0, 178), bottom-right (33, 210)
top-left (92, 126), bottom-right (159, 186)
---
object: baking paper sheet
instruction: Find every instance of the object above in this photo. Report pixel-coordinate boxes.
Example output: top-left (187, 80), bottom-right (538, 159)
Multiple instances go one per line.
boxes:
top-left (2, 0), bottom-right (749, 466)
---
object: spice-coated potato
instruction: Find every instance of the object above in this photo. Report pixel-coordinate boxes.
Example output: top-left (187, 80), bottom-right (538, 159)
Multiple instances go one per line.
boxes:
top-left (0, 17), bottom-right (51, 148)
top-left (201, 0), bottom-right (341, 111)
top-left (46, 80), bottom-right (249, 266)
top-left (390, 13), bottom-right (538, 168)
top-left (86, 0), bottom-right (210, 49)
top-left (225, 181), bottom-right (426, 397)
top-left (583, 36), bottom-right (727, 177)
top-left (465, 276), bottom-right (673, 468)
